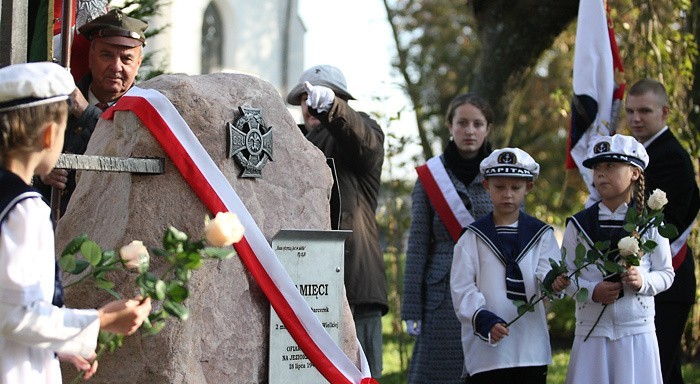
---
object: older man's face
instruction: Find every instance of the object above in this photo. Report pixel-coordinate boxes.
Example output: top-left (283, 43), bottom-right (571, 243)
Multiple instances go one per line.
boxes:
top-left (88, 39), bottom-right (143, 102)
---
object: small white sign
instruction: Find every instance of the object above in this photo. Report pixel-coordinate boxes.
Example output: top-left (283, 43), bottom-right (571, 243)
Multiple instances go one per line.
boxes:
top-left (268, 229), bottom-right (349, 384)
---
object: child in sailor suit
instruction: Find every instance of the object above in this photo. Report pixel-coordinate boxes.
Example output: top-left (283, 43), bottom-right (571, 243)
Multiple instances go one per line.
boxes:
top-left (450, 148), bottom-right (560, 384)
top-left (0, 62), bottom-right (151, 383)
top-left (562, 134), bottom-right (674, 384)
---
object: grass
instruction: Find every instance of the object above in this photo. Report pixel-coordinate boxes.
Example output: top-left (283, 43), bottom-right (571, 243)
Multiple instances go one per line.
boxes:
top-left (377, 312), bottom-right (700, 384)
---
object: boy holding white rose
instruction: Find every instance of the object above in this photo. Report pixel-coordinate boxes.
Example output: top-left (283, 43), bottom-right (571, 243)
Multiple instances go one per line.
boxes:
top-left (561, 134), bottom-right (674, 384)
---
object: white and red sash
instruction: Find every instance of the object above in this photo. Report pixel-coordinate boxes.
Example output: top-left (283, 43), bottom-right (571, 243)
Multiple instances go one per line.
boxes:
top-left (416, 156), bottom-right (475, 242)
top-left (671, 223), bottom-right (694, 270)
top-left (104, 86), bottom-right (375, 384)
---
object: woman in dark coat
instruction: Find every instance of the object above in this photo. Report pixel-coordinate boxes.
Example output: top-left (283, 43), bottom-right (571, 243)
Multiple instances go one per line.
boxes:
top-left (401, 93), bottom-right (494, 383)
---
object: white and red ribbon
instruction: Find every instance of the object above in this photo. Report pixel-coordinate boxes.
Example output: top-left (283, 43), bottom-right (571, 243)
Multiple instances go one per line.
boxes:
top-left (104, 86), bottom-right (375, 384)
top-left (416, 156), bottom-right (475, 242)
top-left (670, 223), bottom-right (694, 270)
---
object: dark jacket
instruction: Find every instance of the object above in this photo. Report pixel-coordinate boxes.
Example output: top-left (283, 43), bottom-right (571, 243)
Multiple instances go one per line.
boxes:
top-left (304, 98), bottom-right (388, 314)
top-left (646, 129), bottom-right (699, 303)
top-left (36, 74), bottom-right (103, 215)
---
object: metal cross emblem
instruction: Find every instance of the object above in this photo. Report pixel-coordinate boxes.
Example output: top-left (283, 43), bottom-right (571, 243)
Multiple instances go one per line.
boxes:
top-left (227, 106), bottom-right (273, 178)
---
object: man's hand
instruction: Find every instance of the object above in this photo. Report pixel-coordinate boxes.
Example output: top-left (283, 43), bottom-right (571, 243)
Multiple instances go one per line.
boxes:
top-left (69, 88), bottom-right (89, 118)
top-left (405, 319), bottom-right (421, 336)
top-left (40, 169), bottom-right (68, 189)
top-left (304, 81), bottom-right (335, 113)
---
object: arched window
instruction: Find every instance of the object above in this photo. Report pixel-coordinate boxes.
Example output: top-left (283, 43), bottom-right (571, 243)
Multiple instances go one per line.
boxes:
top-left (201, 2), bottom-right (223, 74)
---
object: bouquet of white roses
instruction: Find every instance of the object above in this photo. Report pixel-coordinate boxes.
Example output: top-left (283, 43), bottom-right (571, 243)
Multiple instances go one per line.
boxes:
top-left (60, 212), bottom-right (244, 382)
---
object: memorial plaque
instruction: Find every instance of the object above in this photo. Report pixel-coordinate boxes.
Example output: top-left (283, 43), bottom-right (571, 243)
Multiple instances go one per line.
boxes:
top-left (269, 229), bottom-right (350, 384)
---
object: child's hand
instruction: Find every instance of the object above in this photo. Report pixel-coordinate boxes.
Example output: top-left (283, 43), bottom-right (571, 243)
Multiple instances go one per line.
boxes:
top-left (489, 323), bottom-right (509, 344)
top-left (621, 266), bottom-right (643, 291)
top-left (592, 281), bottom-right (623, 304)
top-left (58, 352), bottom-right (98, 379)
top-left (551, 274), bottom-right (570, 293)
top-left (98, 296), bottom-right (152, 335)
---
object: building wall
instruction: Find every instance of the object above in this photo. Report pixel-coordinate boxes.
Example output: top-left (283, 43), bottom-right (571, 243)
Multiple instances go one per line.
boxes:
top-left (147, 0), bottom-right (304, 97)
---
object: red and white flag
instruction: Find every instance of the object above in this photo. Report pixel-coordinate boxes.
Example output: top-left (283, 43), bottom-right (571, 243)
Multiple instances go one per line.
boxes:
top-left (566, 0), bottom-right (625, 201)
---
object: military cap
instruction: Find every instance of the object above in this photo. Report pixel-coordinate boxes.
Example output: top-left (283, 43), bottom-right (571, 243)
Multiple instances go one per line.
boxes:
top-left (480, 147), bottom-right (540, 180)
top-left (0, 62), bottom-right (74, 112)
top-left (286, 65), bottom-right (355, 105)
top-left (582, 134), bottom-right (649, 170)
top-left (78, 9), bottom-right (148, 47)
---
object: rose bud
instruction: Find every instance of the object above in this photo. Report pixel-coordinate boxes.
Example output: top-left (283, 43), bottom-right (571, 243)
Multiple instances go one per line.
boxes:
top-left (647, 189), bottom-right (668, 211)
top-left (120, 240), bottom-right (150, 273)
top-left (205, 212), bottom-right (245, 247)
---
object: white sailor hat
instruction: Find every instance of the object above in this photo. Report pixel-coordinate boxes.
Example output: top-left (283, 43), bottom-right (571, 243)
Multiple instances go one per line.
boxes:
top-left (0, 62), bottom-right (74, 112)
top-left (582, 134), bottom-right (649, 170)
top-left (480, 147), bottom-right (540, 180)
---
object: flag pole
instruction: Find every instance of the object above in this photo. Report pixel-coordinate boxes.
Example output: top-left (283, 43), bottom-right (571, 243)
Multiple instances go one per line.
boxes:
top-left (51, 0), bottom-right (74, 226)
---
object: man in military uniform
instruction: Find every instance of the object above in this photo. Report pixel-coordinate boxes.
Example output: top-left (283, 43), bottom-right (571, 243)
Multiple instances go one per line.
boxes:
top-left (39, 9), bottom-right (148, 215)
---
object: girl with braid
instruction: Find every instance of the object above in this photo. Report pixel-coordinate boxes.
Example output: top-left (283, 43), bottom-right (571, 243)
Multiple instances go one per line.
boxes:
top-left (561, 134), bottom-right (674, 384)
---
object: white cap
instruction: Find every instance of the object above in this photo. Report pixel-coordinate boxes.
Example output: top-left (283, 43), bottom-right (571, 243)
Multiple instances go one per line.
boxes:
top-left (480, 147), bottom-right (540, 180)
top-left (0, 62), bottom-right (74, 112)
top-left (582, 134), bottom-right (649, 170)
top-left (286, 64), bottom-right (355, 105)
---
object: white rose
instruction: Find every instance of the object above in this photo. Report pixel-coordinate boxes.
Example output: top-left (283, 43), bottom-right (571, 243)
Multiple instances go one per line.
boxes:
top-left (205, 212), bottom-right (245, 247)
top-left (120, 240), bottom-right (150, 273)
top-left (617, 236), bottom-right (640, 257)
top-left (647, 189), bottom-right (668, 211)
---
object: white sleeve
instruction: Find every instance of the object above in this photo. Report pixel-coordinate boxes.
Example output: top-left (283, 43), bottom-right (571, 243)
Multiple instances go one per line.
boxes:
top-left (450, 231), bottom-right (486, 325)
top-left (637, 227), bottom-right (674, 296)
top-left (0, 199), bottom-right (100, 358)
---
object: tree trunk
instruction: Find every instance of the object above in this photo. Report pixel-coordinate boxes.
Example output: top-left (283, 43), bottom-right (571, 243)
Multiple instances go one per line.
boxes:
top-left (470, 0), bottom-right (578, 145)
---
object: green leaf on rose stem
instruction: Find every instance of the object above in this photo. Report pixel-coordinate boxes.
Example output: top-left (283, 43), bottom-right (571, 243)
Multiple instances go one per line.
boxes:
top-left (61, 234), bottom-right (88, 257)
top-left (626, 256), bottom-right (640, 267)
top-left (625, 207), bottom-right (638, 223)
top-left (203, 246), bottom-right (236, 260)
top-left (184, 255), bottom-right (204, 270)
top-left (163, 300), bottom-right (189, 320)
top-left (143, 319), bottom-right (166, 336)
top-left (602, 260), bottom-right (625, 274)
top-left (167, 283), bottom-right (188, 303)
top-left (586, 249), bottom-right (600, 263)
top-left (659, 224), bottom-right (678, 239)
top-left (623, 223), bottom-right (637, 232)
top-left (72, 259), bottom-right (90, 275)
top-left (575, 288), bottom-right (588, 303)
top-left (177, 268), bottom-right (192, 281)
top-left (155, 280), bottom-right (167, 301)
top-left (642, 239), bottom-right (658, 252)
top-left (95, 278), bottom-right (114, 290)
top-left (593, 241), bottom-right (610, 251)
top-left (575, 243), bottom-right (587, 259)
top-left (80, 240), bottom-right (102, 266)
top-left (517, 303), bottom-right (530, 316)
top-left (59, 254), bottom-right (77, 273)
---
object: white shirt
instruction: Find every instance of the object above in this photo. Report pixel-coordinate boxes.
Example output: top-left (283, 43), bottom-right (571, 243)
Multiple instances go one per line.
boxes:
top-left (0, 197), bottom-right (100, 384)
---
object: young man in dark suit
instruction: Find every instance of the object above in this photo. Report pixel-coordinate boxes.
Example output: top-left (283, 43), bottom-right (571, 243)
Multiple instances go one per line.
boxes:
top-left (626, 79), bottom-right (700, 384)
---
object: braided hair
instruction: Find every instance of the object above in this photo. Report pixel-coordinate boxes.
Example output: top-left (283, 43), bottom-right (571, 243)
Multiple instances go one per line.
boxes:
top-left (634, 171), bottom-right (646, 215)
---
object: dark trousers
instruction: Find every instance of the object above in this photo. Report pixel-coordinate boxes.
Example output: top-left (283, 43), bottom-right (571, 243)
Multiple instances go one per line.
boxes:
top-left (466, 365), bottom-right (547, 384)
top-left (655, 300), bottom-right (692, 384)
